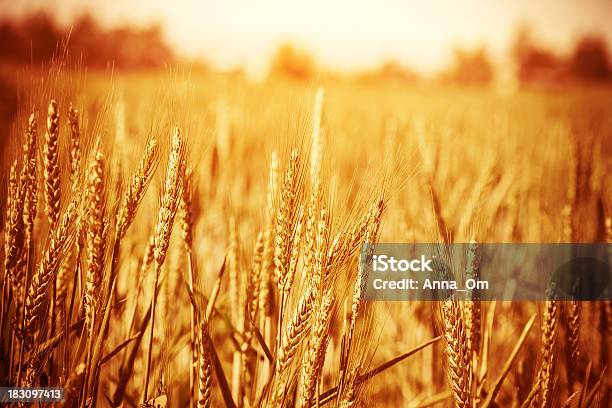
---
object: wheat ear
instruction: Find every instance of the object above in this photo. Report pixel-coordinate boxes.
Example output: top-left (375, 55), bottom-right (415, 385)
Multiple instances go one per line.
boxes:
top-left (24, 201), bottom-right (77, 332)
top-left (274, 148), bottom-right (300, 295)
top-left (84, 149), bottom-right (107, 333)
top-left (276, 288), bottom-right (315, 374)
top-left (298, 291), bottom-right (334, 408)
top-left (4, 162), bottom-right (21, 295)
top-left (198, 319), bottom-right (213, 408)
top-left (539, 299), bottom-right (557, 408)
top-left (68, 103), bottom-right (81, 185)
top-left (22, 113), bottom-right (39, 262)
top-left (43, 99), bottom-right (61, 229)
top-left (116, 136), bottom-right (159, 239)
top-left (4, 114), bottom-right (37, 288)
top-left (442, 299), bottom-right (471, 408)
top-left (564, 301), bottom-right (581, 392)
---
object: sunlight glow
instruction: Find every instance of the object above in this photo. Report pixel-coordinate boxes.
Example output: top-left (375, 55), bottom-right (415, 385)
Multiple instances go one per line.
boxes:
top-left (2, 0), bottom-right (612, 77)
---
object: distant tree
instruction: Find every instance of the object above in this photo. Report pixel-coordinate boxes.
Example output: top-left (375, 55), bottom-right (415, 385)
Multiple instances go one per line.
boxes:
top-left (0, 76), bottom-right (17, 159)
top-left (0, 12), bottom-right (174, 69)
top-left (269, 44), bottom-right (317, 81)
top-left (0, 13), bottom-right (60, 62)
top-left (0, 22), bottom-right (21, 59)
top-left (511, 25), bottom-right (566, 86)
top-left (71, 15), bottom-right (173, 69)
top-left (570, 36), bottom-right (611, 82)
top-left (109, 24), bottom-right (174, 69)
top-left (511, 24), bottom-right (534, 67)
top-left (442, 47), bottom-right (493, 85)
top-left (516, 48), bottom-right (564, 84)
top-left (70, 15), bottom-right (104, 62)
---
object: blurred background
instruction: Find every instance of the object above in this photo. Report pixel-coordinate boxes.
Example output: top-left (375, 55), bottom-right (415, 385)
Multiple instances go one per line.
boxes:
top-left (1, 0), bottom-right (611, 79)
top-left (1, 0), bottom-right (611, 145)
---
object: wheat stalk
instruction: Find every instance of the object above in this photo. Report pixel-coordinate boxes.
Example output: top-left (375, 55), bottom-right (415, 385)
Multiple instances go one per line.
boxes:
top-left (152, 128), bottom-right (185, 266)
top-left (298, 291), bottom-right (334, 408)
top-left (24, 201), bottom-right (77, 332)
top-left (43, 99), bottom-right (61, 230)
top-left (241, 232), bottom-right (264, 403)
top-left (337, 197), bottom-right (384, 401)
top-left (4, 114), bottom-right (37, 289)
top-left (84, 149), bottom-right (107, 333)
top-left (464, 241), bottom-right (482, 356)
top-left (338, 366), bottom-right (360, 408)
top-left (55, 262), bottom-right (69, 329)
top-left (4, 162), bottom-right (21, 293)
top-left (68, 103), bottom-right (81, 185)
top-left (246, 232), bottom-right (264, 329)
top-left (22, 113), bottom-right (38, 261)
top-left (275, 148), bottom-right (301, 295)
top-left (276, 288), bottom-right (315, 374)
top-left (286, 206), bottom-right (304, 297)
top-left (259, 152), bottom-right (279, 349)
top-left (198, 320), bottom-right (213, 408)
top-left (179, 166), bottom-right (195, 250)
top-left (564, 301), bottom-right (581, 392)
top-left (312, 208), bottom-right (330, 293)
top-left (442, 299), bottom-right (471, 408)
top-left (144, 126), bottom-right (185, 402)
top-left (228, 216), bottom-right (241, 326)
top-left (539, 299), bottom-right (557, 408)
top-left (116, 135), bottom-right (159, 239)
top-left (464, 240), bottom-right (481, 403)
top-left (228, 216), bottom-right (244, 403)
top-left (179, 165), bottom-right (198, 405)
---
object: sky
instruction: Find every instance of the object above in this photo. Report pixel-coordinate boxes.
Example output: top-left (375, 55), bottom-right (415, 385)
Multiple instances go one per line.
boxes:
top-left (1, 0), bottom-right (612, 77)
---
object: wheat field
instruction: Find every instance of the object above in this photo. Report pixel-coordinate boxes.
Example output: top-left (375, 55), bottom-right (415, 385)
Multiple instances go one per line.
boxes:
top-left (0, 61), bottom-right (611, 408)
